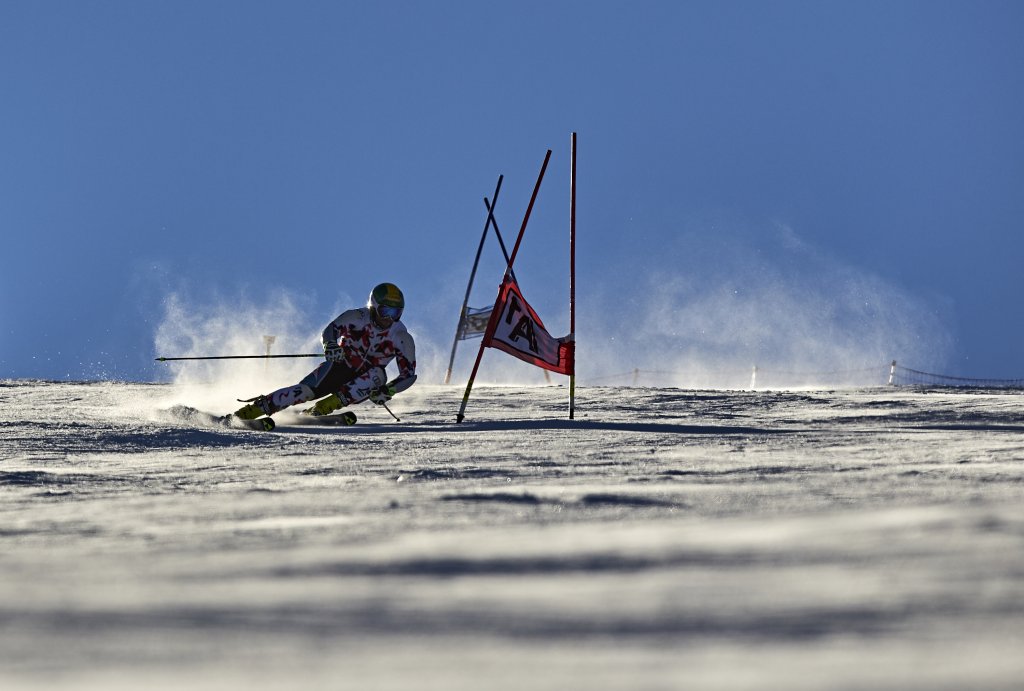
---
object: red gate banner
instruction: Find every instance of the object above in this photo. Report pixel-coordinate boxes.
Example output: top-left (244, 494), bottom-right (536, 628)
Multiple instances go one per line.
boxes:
top-left (482, 278), bottom-right (574, 375)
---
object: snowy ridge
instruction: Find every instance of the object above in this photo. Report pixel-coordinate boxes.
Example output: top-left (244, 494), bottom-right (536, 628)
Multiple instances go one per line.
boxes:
top-left (590, 362), bottom-right (1024, 389)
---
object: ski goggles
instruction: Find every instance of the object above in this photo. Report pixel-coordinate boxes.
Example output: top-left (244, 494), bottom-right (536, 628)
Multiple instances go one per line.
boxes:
top-left (377, 304), bottom-right (403, 321)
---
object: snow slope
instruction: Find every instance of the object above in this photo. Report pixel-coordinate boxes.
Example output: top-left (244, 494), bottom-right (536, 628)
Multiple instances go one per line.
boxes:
top-left (1, 380), bottom-right (1023, 689)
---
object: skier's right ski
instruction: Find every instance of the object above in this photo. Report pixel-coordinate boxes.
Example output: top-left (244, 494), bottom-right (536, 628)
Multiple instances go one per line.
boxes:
top-left (167, 405), bottom-right (276, 432)
top-left (300, 411), bottom-right (357, 426)
top-left (223, 415), bottom-right (276, 431)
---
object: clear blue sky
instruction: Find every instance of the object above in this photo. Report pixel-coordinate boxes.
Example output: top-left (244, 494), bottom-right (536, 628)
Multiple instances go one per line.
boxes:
top-left (3, 1), bottom-right (1022, 382)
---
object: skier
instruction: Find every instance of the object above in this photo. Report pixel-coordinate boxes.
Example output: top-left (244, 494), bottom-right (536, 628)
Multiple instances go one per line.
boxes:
top-left (232, 282), bottom-right (416, 421)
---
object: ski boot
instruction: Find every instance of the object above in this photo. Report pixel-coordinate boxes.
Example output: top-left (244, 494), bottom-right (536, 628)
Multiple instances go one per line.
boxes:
top-left (233, 395), bottom-right (275, 420)
top-left (303, 394), bottom-right (343, 417)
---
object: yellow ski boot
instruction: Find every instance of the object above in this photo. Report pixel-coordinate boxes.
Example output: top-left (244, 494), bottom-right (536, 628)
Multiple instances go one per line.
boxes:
top-left (304, 394), bottom-right (343, 416)
top-left (234, 395), bottom-right (271, 420)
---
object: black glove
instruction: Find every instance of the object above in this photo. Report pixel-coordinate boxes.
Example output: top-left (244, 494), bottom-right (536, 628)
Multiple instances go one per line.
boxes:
top-left (324, 343), bottom-right (345, 363)
top-left (368, 384), bottom-right (397, 404)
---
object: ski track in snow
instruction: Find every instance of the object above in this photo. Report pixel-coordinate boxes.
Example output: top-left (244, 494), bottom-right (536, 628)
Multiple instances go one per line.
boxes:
top-left (1, 380), bottom-right (1023, 690)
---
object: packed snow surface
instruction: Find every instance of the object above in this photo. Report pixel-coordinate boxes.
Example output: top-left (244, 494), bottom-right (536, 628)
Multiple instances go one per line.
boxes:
top-left (1, 380), bottom-right (1023, 689)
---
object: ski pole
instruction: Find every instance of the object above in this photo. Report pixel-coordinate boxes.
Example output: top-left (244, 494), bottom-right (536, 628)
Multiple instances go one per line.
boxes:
top-left (379, 401), bottom-right (401, 422)
top-left (155, 354), bottom-right (322, 362)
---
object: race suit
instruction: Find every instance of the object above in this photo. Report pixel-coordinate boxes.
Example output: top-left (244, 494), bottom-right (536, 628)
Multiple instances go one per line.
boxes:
top-left (262, 307), bottom-right (417, 414)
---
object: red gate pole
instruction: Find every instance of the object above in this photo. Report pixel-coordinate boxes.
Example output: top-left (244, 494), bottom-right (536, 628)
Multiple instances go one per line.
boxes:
top-left (456, 150), bottom-right (552, 423)
top-left (569, 132), bottom-right (577, 419)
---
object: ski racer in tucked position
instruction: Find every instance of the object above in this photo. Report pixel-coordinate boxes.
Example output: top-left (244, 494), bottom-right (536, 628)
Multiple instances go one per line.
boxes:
top-left (232, 283), bottom-right (416, 422)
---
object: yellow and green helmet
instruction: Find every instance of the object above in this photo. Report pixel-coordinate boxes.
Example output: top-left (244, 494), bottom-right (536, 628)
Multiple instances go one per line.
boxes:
top-left (368, 282), bottom-right (404, 322)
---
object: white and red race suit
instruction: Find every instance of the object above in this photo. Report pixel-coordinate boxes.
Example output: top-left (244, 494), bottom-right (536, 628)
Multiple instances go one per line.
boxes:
top-left (262, 307), bottom-right (417, 413)
top-left (319, 307), bottom-right (417, 397)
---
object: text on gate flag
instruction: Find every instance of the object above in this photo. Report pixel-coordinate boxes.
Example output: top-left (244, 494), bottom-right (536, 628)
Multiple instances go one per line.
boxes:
top-left (482, 278), bottom-right (574, 375)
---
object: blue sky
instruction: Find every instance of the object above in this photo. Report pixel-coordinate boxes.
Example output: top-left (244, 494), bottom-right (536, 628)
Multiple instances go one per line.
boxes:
top-left (3, 1), bottom-right (1022, 383)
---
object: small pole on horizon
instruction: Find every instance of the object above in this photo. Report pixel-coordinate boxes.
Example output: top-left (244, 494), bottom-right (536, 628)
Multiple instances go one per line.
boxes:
top-left (569, 132), bottom-right (577, 420)
top-left (263, 335), bottom-right (276, 373)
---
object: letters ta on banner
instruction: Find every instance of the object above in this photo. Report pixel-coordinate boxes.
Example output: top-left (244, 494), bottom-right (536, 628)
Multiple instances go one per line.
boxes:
top-left (482, 278), bottom-right (574, 375)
